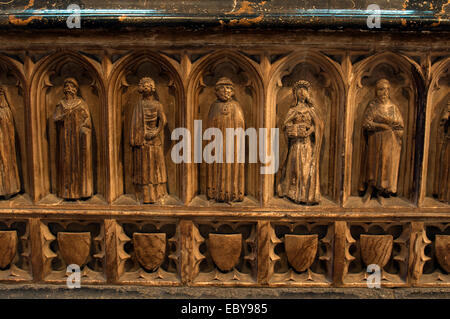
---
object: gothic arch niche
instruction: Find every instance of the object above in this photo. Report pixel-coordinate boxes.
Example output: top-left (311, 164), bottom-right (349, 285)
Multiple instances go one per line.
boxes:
top-left (268, 53), bottom-right (345, 208)
top-left (424, 60), bottom-right (450, 206)
top-left (187, 52), bottom-right (264, 206)
top-left (32, 52), bottom-right (106, 204)
top-left (110, 53), bottom-right (182, 205)
top-left (0, 58), bottom-right (29, 204)
top-left (346, 53), bottom-right (423, 207)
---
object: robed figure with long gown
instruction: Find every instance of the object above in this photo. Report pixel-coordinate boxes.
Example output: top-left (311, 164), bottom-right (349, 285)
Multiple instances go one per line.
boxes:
top-left (53, 77), bottom-right (93, 200)
top-left (206, 77), bottom-right (245, 203)
top-left (435, 100), bottom-right (450, 203)
top-left (277, 80), bottom-right (324, 204)
top-left (358, 79), bottom-right (404, 202)
top-left (0, 86), bottom-right (20, 198)
top-left (130, 77), bottom-right (168, 203)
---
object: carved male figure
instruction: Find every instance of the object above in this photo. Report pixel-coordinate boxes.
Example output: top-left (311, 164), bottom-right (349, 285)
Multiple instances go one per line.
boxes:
top-left (130, 77), bottom-right (168, 203)
top-left (359, 78), bottom-right (404, 203)
top-left (0, 86), bottom-right (20, 198)
top-left (206, 77), bottom-right (245, 202)
top-left (53, 77), bottom-right (93, 199)
top-left (436, 100), bottom-right (450, 203)
top-left (277, 80), bottom-right (324, 204)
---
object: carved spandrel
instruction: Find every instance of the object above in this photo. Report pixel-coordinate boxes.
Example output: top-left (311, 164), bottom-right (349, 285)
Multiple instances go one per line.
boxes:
top-left (277, 80), bottom-right (324, 205)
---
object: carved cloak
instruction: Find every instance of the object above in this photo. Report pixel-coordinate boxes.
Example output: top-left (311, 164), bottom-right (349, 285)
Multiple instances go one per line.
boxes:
top-left (358, 99), bottom-right (404, 194)
top-left (53, 98), bottom-right (93, 199)
top-left (206, 99), bottom-right (245, 202)
top-left (277, 104), bottom-right (324, 204)
top-left (130, 99), bottom-right (168, 203)
top-left (436, 105), bottom-right (450, 202)
top-left (0, 94), bottom-right (20, 197)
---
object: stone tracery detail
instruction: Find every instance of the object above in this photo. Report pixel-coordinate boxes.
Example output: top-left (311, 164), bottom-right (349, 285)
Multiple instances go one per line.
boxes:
top-left (0, 48), bottom-right (446, 289)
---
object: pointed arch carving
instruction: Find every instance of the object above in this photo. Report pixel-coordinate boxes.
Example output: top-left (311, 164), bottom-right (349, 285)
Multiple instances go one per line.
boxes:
top-left (345, 51), bottom-right (425, 206)
top-left (185, 50), bottom-right (264, 205)
top-left (0, 54), bottom-right (30, 202)
top-left (266, 51), bottom-right (346, 206)
top-left (422, 57), bottom-right (450, 205)
top-left (107, 51), bottom-right (185, 204)
top-left (29, 50), bottom-right (106, 202)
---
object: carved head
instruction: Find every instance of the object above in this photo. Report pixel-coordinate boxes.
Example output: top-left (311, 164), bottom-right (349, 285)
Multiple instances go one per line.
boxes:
top-left (63, 77), bottom-right (79, 97)
top-left (293, 80), bottom-right (311, 104)
top-left (215, 77), bottom-right (234, 102)
top-left (138, 77), bottom-right (156, 96)
top-left (375, 78), bottom-right (390, 103)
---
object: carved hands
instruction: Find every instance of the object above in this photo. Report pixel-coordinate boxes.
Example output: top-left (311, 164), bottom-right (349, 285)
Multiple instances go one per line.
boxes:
top-left (286, 123), bottom-right (313, 138)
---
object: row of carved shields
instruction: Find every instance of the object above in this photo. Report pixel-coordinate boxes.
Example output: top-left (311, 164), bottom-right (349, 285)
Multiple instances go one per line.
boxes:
top-left (0, 231), bottom-right (448, 277)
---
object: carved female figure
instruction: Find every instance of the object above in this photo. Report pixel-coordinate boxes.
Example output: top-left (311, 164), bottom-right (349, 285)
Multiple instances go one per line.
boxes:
top-left (130, 77), bottom-right (168, 203)
top-left (436, 100), bottom-right (450, 203)
top-left (277, 80), bottom-right (324, 205)
top-left (358, 78), bottom-right (404, 203)
top-left (0, 86), bottom-right (20, 198)
top-left (206, 77), bottom-right (245, 202)
top-left (53, 77), bottom-right (93, 200)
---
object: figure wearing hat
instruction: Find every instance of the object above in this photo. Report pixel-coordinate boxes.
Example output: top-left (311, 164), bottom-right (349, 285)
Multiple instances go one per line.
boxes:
top-left (53, 77), bottom-right (93, 199)
top-left (358, 78), bottom-right (404, 204)
top-left (277, 80), bottom-right (324, 204)
top-left (206, 77), bottom-right (245, 202)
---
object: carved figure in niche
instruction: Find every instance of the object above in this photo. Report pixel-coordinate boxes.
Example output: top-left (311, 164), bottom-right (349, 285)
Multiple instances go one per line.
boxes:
top-left (53, 77), bottom-right (93, 200)
top-left (436, 100), bottom-right (450, 203)
top-left (358, 79), bottom-right (404, 203)
top-left (206, 77), bottom-right (245, 202)
top-left (130, 77), bottom-right (168, 203)
top-left (0, 86), bottom-right (20, 198)
top-left (277, 80), bottom-right (324, 205)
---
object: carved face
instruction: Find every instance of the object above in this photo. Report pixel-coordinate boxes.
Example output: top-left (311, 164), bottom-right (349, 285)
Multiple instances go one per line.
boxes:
top-left (138, 79), bottom-right (155, 95)
top-left (63, 81), bottom-right (78, 96)
top-left (216, 84), bottom-right (234, 102)
top-left (376, 82), bottom-right (390, 102)
top-left (295, 87), bottom-right (309, 103)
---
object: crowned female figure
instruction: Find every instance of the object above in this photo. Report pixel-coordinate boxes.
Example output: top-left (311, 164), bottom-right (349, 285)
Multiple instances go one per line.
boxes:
top-left (277, 80), bottom-right (324, 204)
